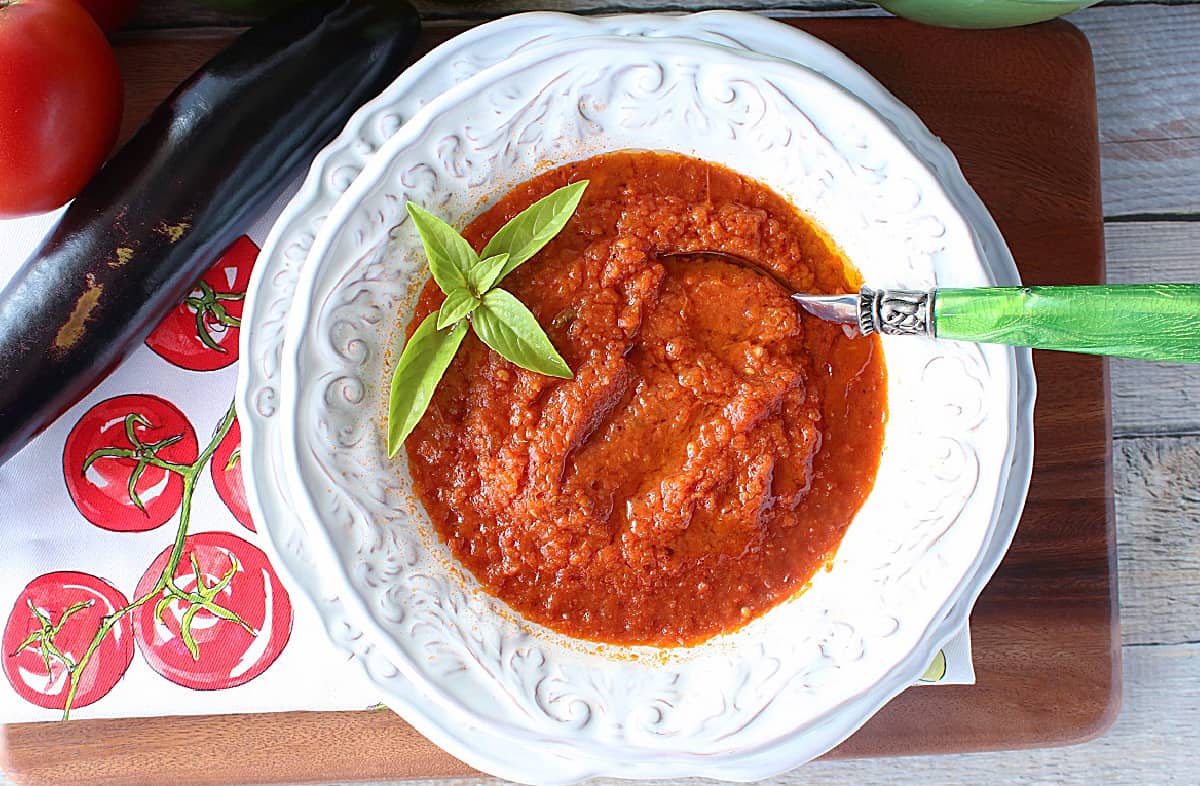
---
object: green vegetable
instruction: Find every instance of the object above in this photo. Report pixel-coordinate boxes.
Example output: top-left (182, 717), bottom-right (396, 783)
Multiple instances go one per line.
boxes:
top-left (386, 314), bottom-right (469, 457)
top-left (405, 202), bottom-right (474, 293)
top-left (472, 289), bottom-right (573, 380)
top-left (436, 287), bottom-right (481, 330)
top-left (468, 252), bottom-right (513, 294)
top-left (386, 181), bottom-right (588, 456)
top-left (875, 0), bottom-right (1097, 29)
top-left (481, 180), bottom-right (588, 282)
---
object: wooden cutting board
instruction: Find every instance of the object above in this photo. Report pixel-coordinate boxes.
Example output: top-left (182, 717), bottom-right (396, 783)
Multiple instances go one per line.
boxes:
top-left (0, 17), bottom-right (1117, 786)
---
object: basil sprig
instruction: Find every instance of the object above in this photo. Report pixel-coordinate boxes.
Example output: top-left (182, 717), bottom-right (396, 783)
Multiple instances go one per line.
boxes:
top-left (387, 181), bottom-right (588, 457)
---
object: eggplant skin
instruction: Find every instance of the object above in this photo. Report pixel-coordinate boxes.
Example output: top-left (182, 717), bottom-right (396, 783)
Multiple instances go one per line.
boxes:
top-left (0, 0), bottom-right (421, 466)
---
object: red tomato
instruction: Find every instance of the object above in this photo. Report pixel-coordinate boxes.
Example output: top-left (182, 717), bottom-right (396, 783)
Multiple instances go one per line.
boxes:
top-left (76, 0), bottom-right (139, 33)
top-left (0, 0), bottom-right (123, 218)
top-left (212, 416), bottom-right (254, 531)
top-left (3, 571), bottom-right (134, 710)
top-left (145, 237), bottom-right (259, 371)
top-left (63, 394), bottom-right (198, 532)
top-left (132, 532), bottom-right (292, 689)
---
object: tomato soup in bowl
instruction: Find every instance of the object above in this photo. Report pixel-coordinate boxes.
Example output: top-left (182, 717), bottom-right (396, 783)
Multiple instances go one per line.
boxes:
top-left (404, 151), bottom-right (886, 646)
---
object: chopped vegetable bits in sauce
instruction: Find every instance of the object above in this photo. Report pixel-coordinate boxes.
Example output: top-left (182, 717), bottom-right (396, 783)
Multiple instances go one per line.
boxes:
top-left (405, 152), bottom-right (886, 646)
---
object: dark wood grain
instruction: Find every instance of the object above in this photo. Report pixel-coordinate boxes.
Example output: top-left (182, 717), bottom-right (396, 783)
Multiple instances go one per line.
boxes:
top-left (0, 710), bottom-right (478, 785)
top-left (0, 17), bottom-right (1117, 786)
top-left (810, 17), bottom-right (1120, 758)
top-left (121, 0), bottom-right (874, 29)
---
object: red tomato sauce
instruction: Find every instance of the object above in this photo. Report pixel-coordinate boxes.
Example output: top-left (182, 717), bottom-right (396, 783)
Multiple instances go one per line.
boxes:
top-left (405, 151), bottom-right (887, 646)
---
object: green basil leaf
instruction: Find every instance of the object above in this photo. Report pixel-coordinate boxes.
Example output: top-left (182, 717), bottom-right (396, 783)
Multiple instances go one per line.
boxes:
top-left (436, 289), bottom-right (480, 330)
top-left (472, 289), bottom-right (572, 379)
top-left (406, 202), bottom-right (476, 294)
top-left (387, 310), bottom-right (470, 457)
top-left (480, 180), bottom-right (588, 283)
top-left (466, 252), bottom-right (511, 295)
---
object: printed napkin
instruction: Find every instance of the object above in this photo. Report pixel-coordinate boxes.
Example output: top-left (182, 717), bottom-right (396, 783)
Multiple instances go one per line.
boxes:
top-left (0, 190), bottom-right (972, 725)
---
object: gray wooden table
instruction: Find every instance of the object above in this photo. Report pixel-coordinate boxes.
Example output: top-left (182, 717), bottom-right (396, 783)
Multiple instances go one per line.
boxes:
top-left (3, 1), bottom-right (1196, 784)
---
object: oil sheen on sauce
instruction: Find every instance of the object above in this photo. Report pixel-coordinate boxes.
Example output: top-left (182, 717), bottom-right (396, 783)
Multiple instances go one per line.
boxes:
top-left (405, 151), bottom-right (887, 646)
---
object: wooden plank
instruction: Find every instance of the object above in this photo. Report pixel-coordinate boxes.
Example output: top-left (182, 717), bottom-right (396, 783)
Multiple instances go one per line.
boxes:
top-left (0, 711), bottom-right (476, 786)
top-left (1115, 435), bottom-right (1200, 647)
top-left (775, 643), bottom-right (1200, 786)
top-left (127, 3), bottom-right (258, 29)
top-left (1074, 5), bottom-right (1200, 217)
top-left (1105, 222), bottom-right (1200, 437)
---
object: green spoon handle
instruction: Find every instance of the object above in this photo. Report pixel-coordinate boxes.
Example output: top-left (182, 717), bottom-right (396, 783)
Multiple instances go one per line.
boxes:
top-left (931, 285), bottom-right (1200, 363)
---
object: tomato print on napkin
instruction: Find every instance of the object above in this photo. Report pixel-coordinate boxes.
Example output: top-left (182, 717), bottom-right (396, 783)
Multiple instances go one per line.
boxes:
top-left (0, 204), bottom-right (380, 722)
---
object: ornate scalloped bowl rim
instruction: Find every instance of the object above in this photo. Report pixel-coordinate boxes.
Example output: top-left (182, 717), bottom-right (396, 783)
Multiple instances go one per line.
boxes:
top-left (238, 12), bottom-right (1035, 784)
top-left (274, 33), bottom-right (1032, 782)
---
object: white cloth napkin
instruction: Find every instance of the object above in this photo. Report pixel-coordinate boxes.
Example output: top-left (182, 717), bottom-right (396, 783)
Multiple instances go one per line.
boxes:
top-left (0, 201), bottom-right (380, 723)
top-left (0, 190), bottom-right (972, 725)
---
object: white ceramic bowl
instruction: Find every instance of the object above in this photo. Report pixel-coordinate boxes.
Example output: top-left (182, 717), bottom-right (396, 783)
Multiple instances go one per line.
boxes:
top-left (260, 28), bottom-right (1028, 783)
top-left (238, 17), bottom-right (1034, 714)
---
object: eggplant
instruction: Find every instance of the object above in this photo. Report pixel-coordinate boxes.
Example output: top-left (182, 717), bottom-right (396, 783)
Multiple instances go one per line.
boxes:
top-left (0, 0), bottom-right (421, 466)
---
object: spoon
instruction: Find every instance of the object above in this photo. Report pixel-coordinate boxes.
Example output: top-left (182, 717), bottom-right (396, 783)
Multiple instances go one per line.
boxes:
top-left (669, 252), bottom-right (1200, 363)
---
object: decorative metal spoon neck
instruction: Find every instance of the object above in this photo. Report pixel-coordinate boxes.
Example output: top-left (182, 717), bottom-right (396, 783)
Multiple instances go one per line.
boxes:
top-left (858, 288), bottom-right (935, 337)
